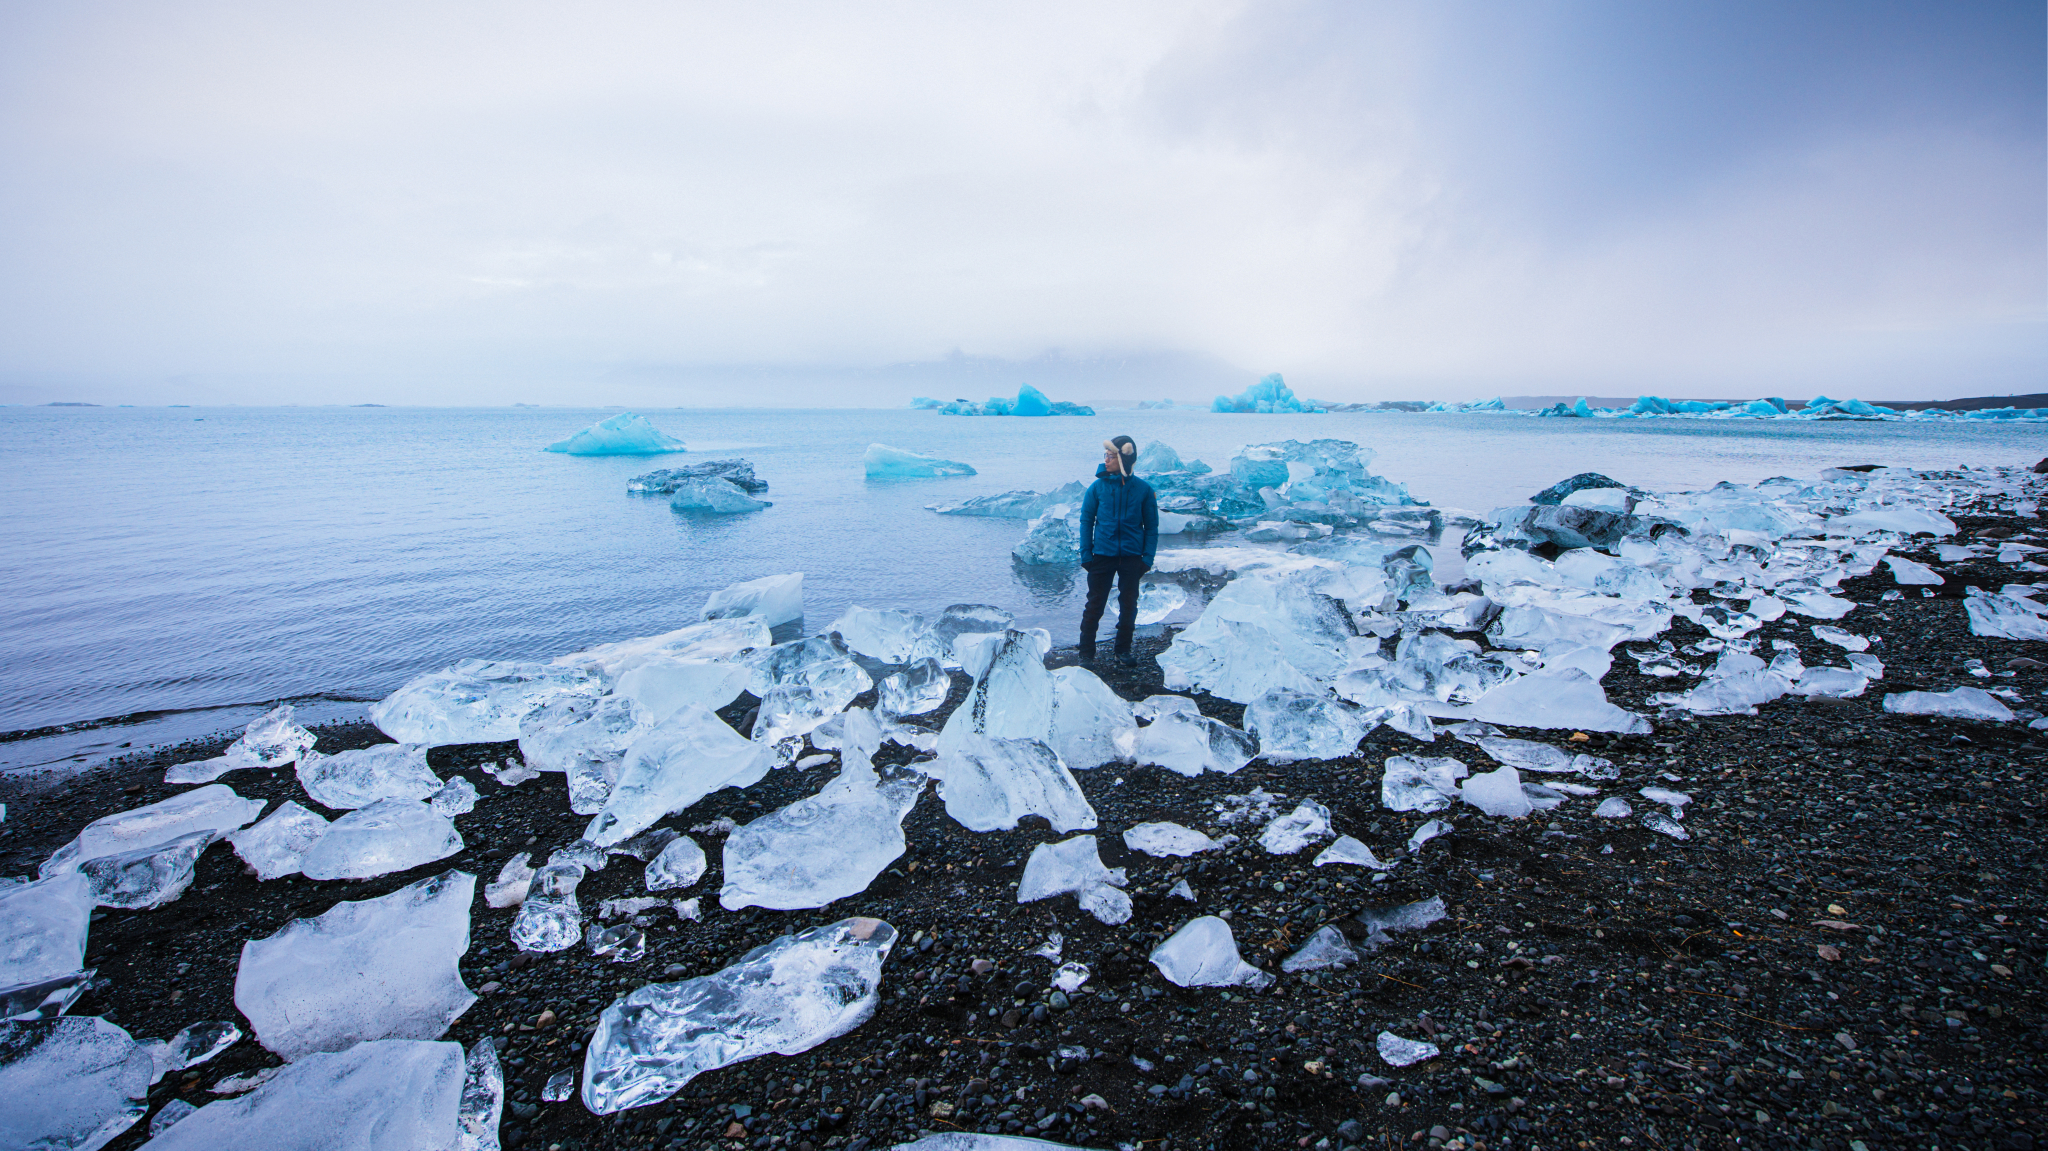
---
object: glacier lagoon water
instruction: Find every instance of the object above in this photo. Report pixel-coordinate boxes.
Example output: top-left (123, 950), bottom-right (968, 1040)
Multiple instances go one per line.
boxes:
top-left (4, 404), bottom-right (2045, 775)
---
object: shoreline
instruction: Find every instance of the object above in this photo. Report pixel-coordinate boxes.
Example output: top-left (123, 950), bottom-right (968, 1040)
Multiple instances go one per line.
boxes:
top-left (4, 515), bottom-right (2046, 1151)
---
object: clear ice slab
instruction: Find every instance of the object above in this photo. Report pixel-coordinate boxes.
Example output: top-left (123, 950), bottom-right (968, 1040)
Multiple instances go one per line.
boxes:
top-left (1460, 765), bottom-right (1533, 819)
top-left (235, 870), bottom-right (476, 1061)
top-left (614, 658), bottom-right (751, 723)
top-left (1244, 689), bottom-right (1370, 764)
top-left (669, 477), bottom-right (772, 514)
top-left (165, 704), bottom-right (318, 783)
top-left (0, 1015), bottom-right (155, 1151)
top-left (1380, 755), bottom-right (1467, 812)
top-left (216, 797), bottom-right (329, 880)
top-left (936, 735), bottom-right (1097, 833)
top-left (371, 659), bottom-right (601, 746)
top-left (297, 743), bottom-right (440, 810)
top-left (879, 658), bottom-right (951, 720)
top-left (81, 829), bottom-right (216, 909)
top-left (1377, 1032), bottom-right (1439, 1067)
top-left (1121, 822), bottom-right (1226, 858)
top-left (1132, 696), bottom-right (1256, 776)
top-left (1280, 925), bottom-right (1358, 973)
top-left (1882, 686), bottom-right (2015, 721)
top-left (1465, 668), bottom-right (1651, 734)
top-left (1148, 917), bottom-right (1273, 989)
top-left (42, 784), bottom-right (266, 878)
top-left (645, 836), bottom-right (708, 892)
top-left (511, 862), bottom-right (586, 952)
top-left (581, 917), bottom-right (897, 1114)
top-left (297, 798), bottom-right (462, 881)
top-left (1258, 800), bottom-right (1333, 854)
top-left (0, 871), bottom-right (94, 1021)
top-left (585, 704), bottom-right (771, 848)
top-left (1015, 836), bottom-right (1130, 926)
top-left (1047, 667), bottom-right (1136, 769)
top-left (140, 1038), bottom-right (467, 1151)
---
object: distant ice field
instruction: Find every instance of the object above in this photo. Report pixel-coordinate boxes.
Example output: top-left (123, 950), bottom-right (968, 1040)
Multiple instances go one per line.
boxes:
top-left (3, 404), bottom-right (2044, 773)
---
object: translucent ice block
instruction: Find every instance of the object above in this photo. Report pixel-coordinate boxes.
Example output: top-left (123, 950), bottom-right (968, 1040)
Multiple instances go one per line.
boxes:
top-left (41, 784), bottom-right (265, 878)
top-left (297, 743), bottom-right (440, 810)
top-left (1148, 917), bottom-right (1273, 989)
top-left (1016, 836), bottom-right (1130, 926)
top-left (141, 1038), bottom-right (467, 1151)
top-left (297, 799), bottom-right (462, 881)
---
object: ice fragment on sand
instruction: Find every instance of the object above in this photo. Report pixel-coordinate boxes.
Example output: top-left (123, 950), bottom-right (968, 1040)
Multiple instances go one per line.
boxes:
top-left (1244, 689), bottom-right (1370, 763)
top-left (1461, 765), bottom-right (1533, 819)
top-left (485, 853), bottom-right (534, 908)
top-left (585, 705), bottom-right (771, 848)
top-left (721, 711), bottom-right (927, 911)
top-left (587, 924), bottom-right (645, 963)
top-left (42, 784), bottom-right (265, 878)
top-left (863, 443), bottom-right (977, 478)
top-left (1047, 667), bottom-right (1138, 769)
top-left (1476, 737), bottom-right (1617, 779)
top-left (936, 734), bottom-right (1097, 833)
top-left (511, 863), bottom-right (586, 952)
top-left (161, 1020), bottom-right (241, 1072)
top-left (1052, 962), bottom-right (1091, 992)
top-left (1313, 836), bottom-right (1392, 870)
top-left (1168, 879), bottom-right (1196, 901)
top-left (1148, 917), bottom-right (1274, 989)
top-left (1281, 925), bottom-right (1358, 973)
top-left (141, 1038), bottom-right (466, 1151)
top-left (236, 870), bottom-right (476, 1061)
top-left (1407, 820), bottom-right (1452, 852)
top-left (80, 829), bottom-right (215, 909)
top-left (166, 704), bottom-right (317, 783)
top-left (889, 1138), bottom-right (1093, 1151)
top-left (431, 777), bottom-right (479, 817)
top-left (1810, 625), bottom-right (1869, 652)
top-left (1466, 668), bottom-right (1650, 733)
top-left (1882, 686), bottom-right (2016, 721)
top-left (1132, 695), bottom-right (1256, 776)
top-left (297, 798), bottom-right (462, 881)
top-left (1381, 755), bottom-right (1467, 812)
top-left (1017, 836), bottom-right (1131, 925)
top-left (1032, 934), bottom-right (1064, 962)
top-left (545, 411), bottom-right (685, 455)
top-left (0, 1016), bottom-right (154, 1150)
top-left (1884, 555), bottom-right (1943, 585)
top-left (1640, 811), bottom-right (1690, 840)
top-left (0, 871), bottom-right (94, 1021)
top-left (1790, 667), bottom-right (1869, 698)
top-left (880, 658), bottom-right (951, 720)
top-left (226, 802), bottom-right (330, 881)
top-left (1136, 582), bottom-right (1188, 624)
top-left (701, 573), bottom-right (804, 627)
top-left (1638, 787), bottom-right (1691, 813)
top-left (1121, 822), bottom-right (1225, 858)
top-left (458, 1039), bottom-right (503, 1151)
top-left (1258, 800), bottom-right (1333, 854)
top-left (1593, 797), bottom-right (1633, 819)
top-left (645, 836), bottom-right (708, 892)
top-left (1377, 1032), bottom-right (1439, 1067)
top-left (294, 744), bottom-right (437, 811)
top-left (582, 917), bottom-right (896, 1113)
top-left (1965, 592), bottom-right (2048, 640)
top-left (372, 659), bottom-right (600, 746)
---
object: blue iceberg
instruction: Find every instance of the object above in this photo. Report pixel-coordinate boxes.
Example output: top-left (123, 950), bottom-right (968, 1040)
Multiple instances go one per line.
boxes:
top-left (1212, 373), bottom-right (1323, 414)
top-left (931, 384), bottom-right (1093, 416)
top-left (908, 397), bottom-right (943, 410)
top-left (670, 479), bottom-right (771, 514)
top-left (864, 444), bottom-right (977, 478)
top-left (545, 413), bottom-right (686, 456)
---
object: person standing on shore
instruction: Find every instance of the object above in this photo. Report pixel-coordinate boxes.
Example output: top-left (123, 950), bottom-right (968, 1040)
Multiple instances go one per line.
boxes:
top-left (1078, 435), bottom-right (1160, 664)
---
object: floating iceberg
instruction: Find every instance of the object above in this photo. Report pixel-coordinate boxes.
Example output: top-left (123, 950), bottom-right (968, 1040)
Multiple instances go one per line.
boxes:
top-left (1148, 917), bottom-right (1273, 988)
top-left (0, 871), bottom-right (93, 1020)
top-left (1012, 505), bottom-right (1081, 564)
top-left (720, 712), bottom-right (927, 911)
top-left (1135, 441), bottom-right (1209, 476)
top-left (1244, 689), bottom-right (1371, 763)
top-left (585, 704), bottom-right (771, 848)
top-left (0, 1015), bottom-right (155, 1151)
top-left (140, 1038), bottom-right (467, 1151)
top-left (931, 483), bottom-right (1086, 520)
top-left (581, 917), bottom-right (896, 1113)
top-left (702, 572), bottom-right (804, 627)
top-left (1212, 373), bottom-right (1323, 414)
top-left (80, 829), bottom-right (215, 909)
top-left (236, 870), bottom-right (476, 1061)
top-left (629, 458), bottom-right (765, 494)
top-left (298, 798), bottom-right (462, 881)
top-left (1122, 822), bottom-right (1227, 857)
top-left (1016, 836), bottom-right (1131, 925)
top-left (297, 743), bottom-right (440, 810)
top-left (935, 734), bottom-right (1097, 833)
top-left (1882, 686), bottom-right (2015, 721)
top-left (545, 412), bottom-right (686, 455)
top-left (933, 384), bottom-right (1093, 417)
top-left (864, 443), bottom-right (976, 478)
top-left (167, 704), bottom-right (317, 783)
top-left (42, 784), bottom-right (265, 878)
top-left (371, 659), bottom-right (600, 746)
top-left (670, 477), bottom-right (772, 514)
top-left (1132, 695), bottom-right (1257, 776)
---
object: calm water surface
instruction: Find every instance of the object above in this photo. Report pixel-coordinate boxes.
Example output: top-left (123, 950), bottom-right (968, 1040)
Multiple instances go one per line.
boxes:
top-left (5, 405), bottom-right (2044, 774)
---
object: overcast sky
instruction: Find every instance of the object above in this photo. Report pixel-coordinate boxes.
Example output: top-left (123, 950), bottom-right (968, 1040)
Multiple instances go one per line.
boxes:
top-left (0, 1), bottom-right (2040, 406)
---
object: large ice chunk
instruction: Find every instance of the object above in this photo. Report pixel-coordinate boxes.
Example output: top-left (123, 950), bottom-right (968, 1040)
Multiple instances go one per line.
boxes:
top-left (0, 872), bottom-right (94, 1021)
top-left (701, 573), bottom-right (804, 627)
top-left (511, 862), bottom-right (586, 952)
top-left (585, 705), bottom-right (771, 847)
top-left (297, 799), bottom-right (462, 881)
top-left (935, 735), bottom-right (1097, 833)
top-left (166, 704), bottom-right (318, 783)
top-left (1465, 667), bottom-right (1651, 733)
top-left (721, 712), bottom-right (927, 911)
top-left (628, 458), bottom-right (765, 494)
top-left (1148, 917), bottom-right (1274, 989)
top-left (371, 659), bottom-right (600, 746)
top-left (1965, 592), bottom-right (2048, 640)
top-left (864, 444), bottom-right (976, 478)
top-left (1828, 506), bottom-right (1956, 536)
top-left (545, 412), bottom-right (686, 455)
top-left (236, 870), bottom-right (476, 1061)
top-left (1244, 689), bottom-right (1371, 763)
top-left (1460, 765), bottom-right (1533, 818)
top-left (646, 836), bottom-right (708, 892)
top-left (1121, 822), bottom-right (1226, 857)
top-left (0, 1016), bottom-right (154, 1150)
top-left (1258, 800), bottom-right (1333, 854)
top-left (1132, 695), bottom-right (1257, 776)
top-left (519, 694), bottom-right (654, 814)
top-left (830, 607), bottom-right (946, 667)
top-left (581, 917), bottom-right (896, 1113)
top-left (42, 784), bottom-right (265, 878)
top-left (932, 483), bottom-right (1086, 519)
top-left (1156, 574), bottom-right (1353, 703)
top-left (297, 743), bottom-right (440, 810)
top-left (1047, 667), bottom-right (1137, 769)
top-left (226, 802), bottom-right (329, 882)
top-left (1381, 755), bottom-right (1467, 812)
top-left (939, 630), bottom-right (1056, 752)
top-left (1016, 836), bottom-right (1130, 925)
top-left (80, 829), bottom-right (215, 909)
top-left (932, 604), bottom-right (1015, 665)
top-left (669, 478), bottom-right (772, 514)
top-left (1883, 687), bottom-right (2015, 721)
top-left (879, 658), bottom-right (951, 721)
top-left (563, 617), bottom-right (773, 677)
top-left (615, 657), bottom-right (751, 722)
top-left (1012, 505), bottom-right (1081, 565)
top-left (139, 1039), bottom-right (466, 1151)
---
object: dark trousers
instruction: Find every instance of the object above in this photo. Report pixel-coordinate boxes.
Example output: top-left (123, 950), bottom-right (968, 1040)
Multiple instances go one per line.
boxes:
top-left (1080, 555), bottom-right (1148, 656)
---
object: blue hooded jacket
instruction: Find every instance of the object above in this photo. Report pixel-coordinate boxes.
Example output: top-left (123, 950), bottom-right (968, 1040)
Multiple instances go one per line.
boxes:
top-left (1079, 465), bottom-right (1159, 565)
